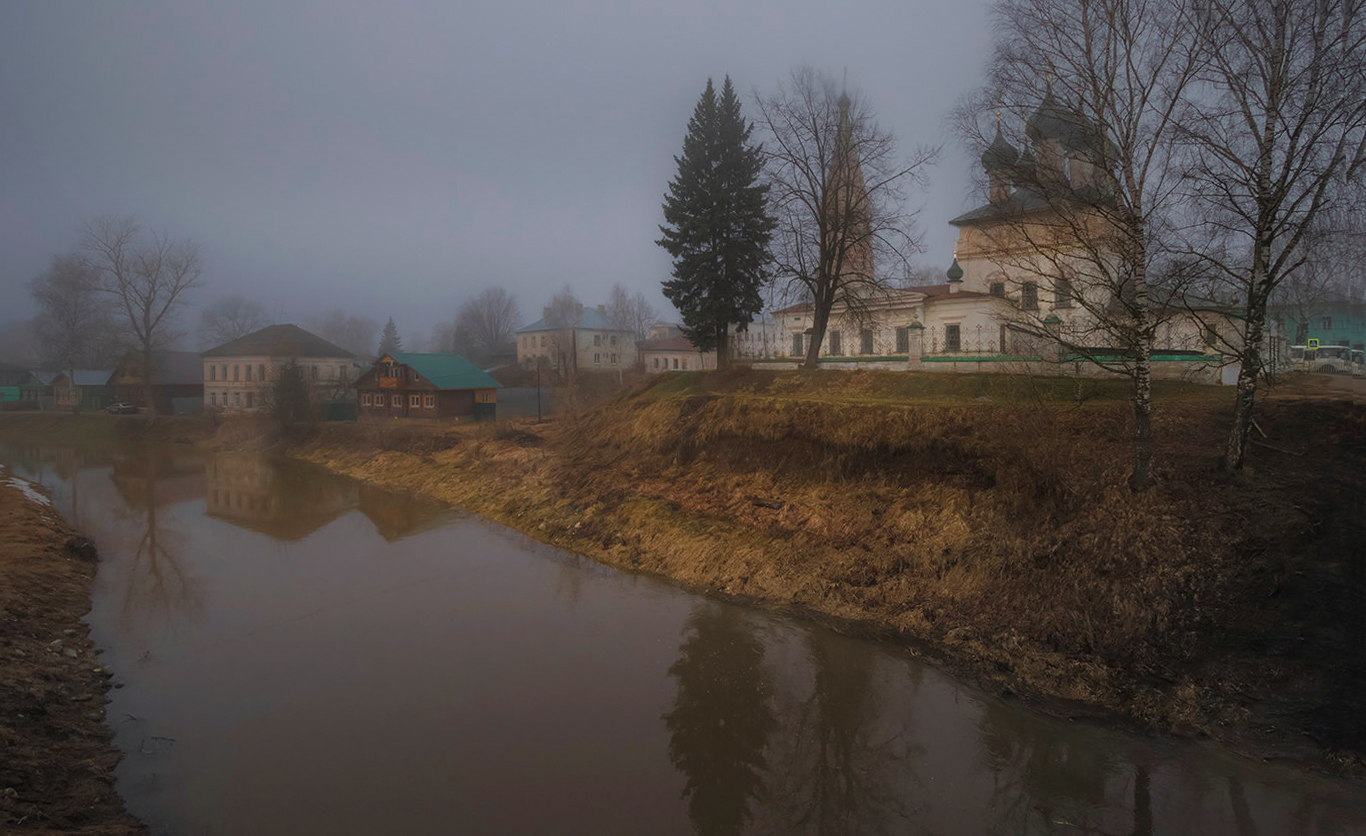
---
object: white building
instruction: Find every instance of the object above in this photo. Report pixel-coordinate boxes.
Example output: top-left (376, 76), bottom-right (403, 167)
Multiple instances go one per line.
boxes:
top-left (202, 324), bottom-right (357, 412)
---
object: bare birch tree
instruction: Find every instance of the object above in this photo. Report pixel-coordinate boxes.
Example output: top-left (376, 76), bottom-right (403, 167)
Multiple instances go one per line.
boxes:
top-left (755, 68), bottom-right (937, 369)
top-left (82, 216), bottom-right (204, 416)
top-left (960, 0), bottom-right (1201, 490)
top-left (1177, 0), bottom-right (1366, 473)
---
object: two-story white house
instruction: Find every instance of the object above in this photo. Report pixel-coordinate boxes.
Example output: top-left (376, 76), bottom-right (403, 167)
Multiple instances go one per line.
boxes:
top-left (202, 324), bottom-right (357, 412)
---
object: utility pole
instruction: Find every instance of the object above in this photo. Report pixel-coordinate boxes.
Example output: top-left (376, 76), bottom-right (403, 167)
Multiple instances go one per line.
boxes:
top-left (535, 356), bottom-right (542, 423)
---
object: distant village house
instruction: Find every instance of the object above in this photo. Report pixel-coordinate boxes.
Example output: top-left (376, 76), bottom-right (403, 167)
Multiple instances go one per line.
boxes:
top-left (356, 352), bottom-right (500, 420)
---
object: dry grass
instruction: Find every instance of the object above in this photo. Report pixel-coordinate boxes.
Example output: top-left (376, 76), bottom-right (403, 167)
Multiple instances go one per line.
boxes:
top-left (275, 369), bottom-right (1364, 765)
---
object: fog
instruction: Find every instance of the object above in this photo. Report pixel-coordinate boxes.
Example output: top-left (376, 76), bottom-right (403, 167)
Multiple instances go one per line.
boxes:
top-left (0, 0), bottom-right (993, 349)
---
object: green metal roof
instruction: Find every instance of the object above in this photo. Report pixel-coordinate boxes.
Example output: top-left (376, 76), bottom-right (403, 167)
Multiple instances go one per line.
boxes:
top-left (385, 352), bottom-right (501, 390)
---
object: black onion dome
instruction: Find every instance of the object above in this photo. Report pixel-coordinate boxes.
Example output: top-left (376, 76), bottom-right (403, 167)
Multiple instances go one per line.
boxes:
top-left (981, 127), bottom-right (1019, 172)
top-left (1026, 93), bottom-right (1092, 151)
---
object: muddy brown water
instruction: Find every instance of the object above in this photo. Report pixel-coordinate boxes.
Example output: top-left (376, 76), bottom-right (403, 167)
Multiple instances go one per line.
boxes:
top-left (5, 440), bottom-right (1366, 835)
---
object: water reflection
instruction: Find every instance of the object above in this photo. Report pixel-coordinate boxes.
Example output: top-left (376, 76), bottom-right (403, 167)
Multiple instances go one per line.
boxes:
top-left (664, 603), bottom-right (776, 835)
top-left (2, 440), bottom-right (1366, 835)
top-left (204, 452), bottom-right (358, 540)
top-left (111, 452), bottom-right (203, 625)
top-left (758, 629), bottom-right (921, 835)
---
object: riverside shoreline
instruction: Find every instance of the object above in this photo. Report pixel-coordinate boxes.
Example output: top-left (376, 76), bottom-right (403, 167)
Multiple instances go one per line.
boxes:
top-left (0, 466), bottom-right (145, 834)
top-left (2, 369), bottom-right (1362, 778)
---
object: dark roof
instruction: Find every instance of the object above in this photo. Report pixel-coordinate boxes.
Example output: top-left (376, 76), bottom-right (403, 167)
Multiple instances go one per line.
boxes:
top-left (949, 190), bottom-right (1052, 226)
top-left (54, 370), bottom-right (114, 387)
top-left (639, 336), bottom-right (705, 353)
top-left (382, 352), bottom-right (501, 390)
top-left (203, 324), bottom-right (354, 359)
top-left (517, 307), bottom-right (625, 334)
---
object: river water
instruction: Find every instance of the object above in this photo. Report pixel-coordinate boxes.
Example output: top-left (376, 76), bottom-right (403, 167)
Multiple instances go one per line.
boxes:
top-left (5, 440), bottom-right (1366, 835)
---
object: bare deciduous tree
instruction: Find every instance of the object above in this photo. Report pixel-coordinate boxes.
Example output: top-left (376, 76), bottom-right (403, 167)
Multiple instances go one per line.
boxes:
top-left (199, 294), bottom-right (269, 349)
top-left (311, 310), bottom-right (379, 360)
top-left (960, 0), bottom-right (1201, 490)
top-left (1178, 0), bottom-right (1366, 473)
top-left (29, 252), bottom-right (119, 379)
top-left (756, 68), bottom-right (937, 369)
top-left (82, 216), bottom-right (204, 415)
top-left (604, 283), bottom-right (658, 342)
top-left (455, 287), bottom-right (520, 363)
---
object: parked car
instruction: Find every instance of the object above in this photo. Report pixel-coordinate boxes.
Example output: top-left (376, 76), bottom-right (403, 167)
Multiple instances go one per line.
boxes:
top-left (104, 401), bottom-right (138, 414)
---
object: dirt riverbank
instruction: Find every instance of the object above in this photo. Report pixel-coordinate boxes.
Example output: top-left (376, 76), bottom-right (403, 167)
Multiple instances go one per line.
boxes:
top-left (271, 370), bottom-right (1366, 773)
top-left (0, 466), bottom-right (144, 834)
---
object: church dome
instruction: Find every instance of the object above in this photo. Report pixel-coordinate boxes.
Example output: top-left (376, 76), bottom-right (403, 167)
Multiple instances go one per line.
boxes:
top-left (1026, 93), bottom-right (1094, 152)
top-left (981, 127), bottom-right (1019, 172)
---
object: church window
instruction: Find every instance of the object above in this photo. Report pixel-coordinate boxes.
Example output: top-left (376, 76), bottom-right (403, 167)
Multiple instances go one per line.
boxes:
top-left (1022, 282), bottom-right (1039, 311)
top-left (990, 282), bottom-right (1005, 298)
top-left (829, 331), bottom-right (843, 355)
top-left (895, 328), bottom-right (909, 353)
top-left (861, 329), bottom-right (874, 355)
top-left (945, 324), bottom-right (962, 353)
top-left (1055, 278), bottom-right (1073, 308)
top-left (1000, 325), bottom-right (1009, 353)
top-left (792, 333), bottom-right (804, 357)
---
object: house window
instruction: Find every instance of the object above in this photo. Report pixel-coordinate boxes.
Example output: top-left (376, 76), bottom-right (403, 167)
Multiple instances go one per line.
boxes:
top-left (338, 365), bottom-right (347, 381)
top-left (653, 358), bottom-right (660, 369)
top-left (246, 392), bottom-right (254, 409)
top-left (259, 364), bottom-right (266, 380)
top-left (1323, 316), bottom-right (1333, 330)
top-left (895, 327), bottom-right (909, 353)
top-left (391, 395), bottom-right (401, 407)
top-left (410, 394), bottom-right (421, 407)
top-left (1205, 326), bottom-right (1219, 348)
top-left (829, 330), bottom-right (842, 355)
top-left (233, 365), bottom-right (240, 381)
top-left (209, 366), bottom-right (216, 381)
top-left (990, 281), bottom-right (1005, 297)
top-left (945, 324), bottom-right (962, 353)
top-left (234, 391), bottom-right (241, 407)
top-left (673, 358), bottom-right (679, 369)
top-left (425, 395), bottom-right (435, 408)
top-left (594, 334), bottom-right (602, 346)
top-left (610, 335), bottom-right (617, 346)
top-left (594, 353), bottom-right (601, 365)
top-left (861, 329), bottom-right (874, 355)
top-left (540, 335), bottom-right (546, 347)
top-left (1055, 278), bottom-right (1073, 308)
top-left (211, 392), bottom-right (217, 406)
top-left (1022, 282), bottom-right (1039, 311)
top-left (793, 333), bottom-right (804, 356)
top-left (222, 365), bottom-right (228, 380)
top-left (363, 393), bottom-right (371, 406)
top-left (244, 365), bottom-right (252, 381)
top-left (611, 354), bottom-right (618, 364)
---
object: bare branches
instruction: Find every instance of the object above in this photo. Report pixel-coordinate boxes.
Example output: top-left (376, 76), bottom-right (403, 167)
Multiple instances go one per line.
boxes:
top-left (28, 253), bottom-right (117, 373)
top-left (755, 68), bottom-right (937, 368)
top-left (81, 215), bottom-right (204, 415)
top-left (455, 287), bottom-right (521, 363)
top-left (604, 283), bottom-right (657, 342)
top-left (199, 295), bottom-right (269, 349)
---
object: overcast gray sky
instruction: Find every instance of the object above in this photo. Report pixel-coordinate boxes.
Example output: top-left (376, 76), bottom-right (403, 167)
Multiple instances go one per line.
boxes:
top-left (1, 0), bottom-right (994, 346)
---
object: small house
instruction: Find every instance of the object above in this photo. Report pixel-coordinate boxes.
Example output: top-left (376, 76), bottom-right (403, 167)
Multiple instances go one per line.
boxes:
top-left (51, 370), bottom-right (115, 412)
top-left (356, 352), bottom-right (501, 420)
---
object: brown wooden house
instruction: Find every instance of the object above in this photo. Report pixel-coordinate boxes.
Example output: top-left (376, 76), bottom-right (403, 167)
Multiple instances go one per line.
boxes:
top-left (356, 352), bottom-right (500, 420)
top-left (111, 350), bottom-right (205, 414)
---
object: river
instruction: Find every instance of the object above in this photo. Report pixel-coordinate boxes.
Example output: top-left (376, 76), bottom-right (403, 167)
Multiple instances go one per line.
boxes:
top-left (4, 440), bottom-right (1365, 835)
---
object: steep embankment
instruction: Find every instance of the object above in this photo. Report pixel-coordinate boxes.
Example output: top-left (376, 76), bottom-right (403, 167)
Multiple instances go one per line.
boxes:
top-left (288, 370), bottom-right (1362, 767)
top-left (0, 468), bottom-right (145, 834)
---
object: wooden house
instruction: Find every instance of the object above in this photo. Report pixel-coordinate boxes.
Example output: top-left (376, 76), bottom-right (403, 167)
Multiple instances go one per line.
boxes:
top-left (356, 352), bottom-right (500, 420)
top-left (111, 350), bottom-right (205, 414)
top-left (51, 370), bottom-right (115, 412)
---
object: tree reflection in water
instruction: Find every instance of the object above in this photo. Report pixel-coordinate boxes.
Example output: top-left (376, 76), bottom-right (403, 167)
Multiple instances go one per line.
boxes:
top-left (758, 629), bottom-right (921, 835)
top-left (663, 602), bottom-right (777, 836)
top-left (110, 450), bottom-right (204, 626)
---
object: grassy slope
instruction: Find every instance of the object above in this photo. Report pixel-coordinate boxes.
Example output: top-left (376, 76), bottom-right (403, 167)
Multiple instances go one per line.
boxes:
top-left (283, 369), bottom-right (1364, 769)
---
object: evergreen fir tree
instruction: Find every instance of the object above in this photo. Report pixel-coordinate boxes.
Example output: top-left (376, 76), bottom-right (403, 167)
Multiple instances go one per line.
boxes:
top-left (377, 317), bottom-right (402, 356)
top-left (657, 77), bottom-right (774, 369)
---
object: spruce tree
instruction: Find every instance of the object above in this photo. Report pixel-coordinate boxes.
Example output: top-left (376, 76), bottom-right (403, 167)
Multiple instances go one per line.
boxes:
top-left (658, 77), bottom-right (774, 369)
top-left (377, 317), bottom-right (402, 356)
